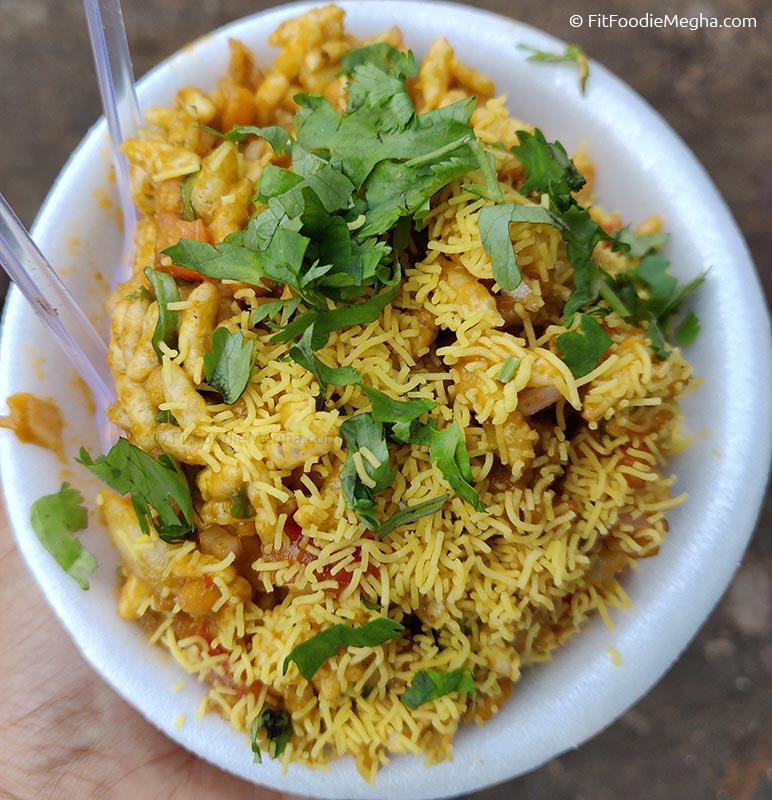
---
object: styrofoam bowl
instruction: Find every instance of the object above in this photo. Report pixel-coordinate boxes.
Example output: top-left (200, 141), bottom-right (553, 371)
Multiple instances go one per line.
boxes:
top-left (1, 2), bottom-right (770, 798)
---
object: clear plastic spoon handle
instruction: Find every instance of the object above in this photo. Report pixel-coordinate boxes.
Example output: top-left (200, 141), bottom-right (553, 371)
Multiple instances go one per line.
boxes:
top-left (0, 193), bottom-right (113, 407)
top-left (83, 0), bottom-right (142, 275)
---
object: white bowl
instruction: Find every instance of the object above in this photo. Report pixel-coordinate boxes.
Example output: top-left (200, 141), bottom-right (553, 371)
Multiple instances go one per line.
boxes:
top-left (2, 2), bottom-right (770, 798)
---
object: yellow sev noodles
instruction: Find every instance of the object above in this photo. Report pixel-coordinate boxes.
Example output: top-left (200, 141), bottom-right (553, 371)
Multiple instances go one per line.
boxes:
top-left (102, 5), bottom-right (694, 782)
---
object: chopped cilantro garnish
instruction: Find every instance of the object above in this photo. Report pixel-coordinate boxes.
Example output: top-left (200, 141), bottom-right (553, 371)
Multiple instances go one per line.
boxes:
top-left (560, 205), bottom-right (629, 323)
top-left (338, 398), bottom-right (451, 533)
top-left (283, 618), bottom-right (404, 680)
top-left (497, 357), bottom-right (521, 383)
top-left (29, 483), bottom-right (96, 590)
top-left (251, 707), bottom-right (293, 763)
top-left (180, 171), bottom-right (198, 222)
top-left (203, 327), bottom-right (256, 404)
top-left (417, 421), bottom-right (486, 512)
top-left (518, 43), bottom-right (590, 93)
top-left (557, 314), bottom-right (612, 377)
top-left (512, 128), bottom-right (585, 212)
top-left (288, 324), bottom-right (363, 401)
top-left (610, 256), bottom-right (705, 357)
top-left (340, 42), bottom-right (419, 80)
top-left (615, 225), bottom-right (669, 258)
top-left (676, 309), bottom-right (700, 345)
top-left (362, 385), bottom-right (438, 441)
top-left (401, 667), bottom-right (475, 710)
top-left (480, 122), bottom-right (702, 352)
top-left (377, 494), bottom-right (449, 538)
top-left (199, 123), bottom-right (292, 154)
top-left (144, 267), bottom-right (180, 360)
top-left (229, 487), bottom-right (252, 519)
top-left (339, 412), bottom-right (396, 530)
top-left (78, 438), bottom-right (194, 542)
top-left (478, 202), bottom-right (566, 290)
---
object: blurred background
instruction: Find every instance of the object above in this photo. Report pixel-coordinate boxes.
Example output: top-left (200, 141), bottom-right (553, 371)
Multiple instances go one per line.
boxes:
top-left (0, 0), bottom-right (769, 798)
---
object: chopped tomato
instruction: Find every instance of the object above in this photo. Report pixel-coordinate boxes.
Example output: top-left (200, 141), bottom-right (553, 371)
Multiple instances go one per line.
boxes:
top-left (154, 212), bottom-right (212, 281)
top-left (265, 518), bottom-right (377, 592)
top-left (196, 618), bottom-right (228, 656)
top-left (618, 444), bottom-right (652, 489)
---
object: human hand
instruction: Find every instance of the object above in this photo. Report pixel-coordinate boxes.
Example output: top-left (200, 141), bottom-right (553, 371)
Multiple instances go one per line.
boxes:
top-left (0, 500), bottom-right (304, 800)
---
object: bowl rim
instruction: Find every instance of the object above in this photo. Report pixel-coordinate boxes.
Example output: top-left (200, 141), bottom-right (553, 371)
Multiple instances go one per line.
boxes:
top-left (2, 2), bottom-right (771, 798)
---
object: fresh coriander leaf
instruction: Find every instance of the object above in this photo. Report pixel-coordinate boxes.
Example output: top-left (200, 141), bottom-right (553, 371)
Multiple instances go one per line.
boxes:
top-left (612, 260), bottom-right (704, 357)
top-left (256, 165), bottom-right (304, 203)
top-left (676, 309), bottom-right (700, 344)
top-left (615, 225), bottom-right (669, 258)
top-left (251, 707), bottom-right (293, 763)
top-left (362, 386), bottom-right (438, 442)
top-left (166, 220), bottom-right (313, 292)
top-left (479, 197), bottom-right (628, 323)
top-left (597, 281), bottom-right (632, 319)
top-left (557, 314), bottom-right (612, 377)
top-left (340, 414), bottom-right (396, 493)
top-left (230, 487), bottom-right (252, 519)
top-left (250, 717), bottom-right (262, 764)
top-left (361, 144), bottom-right (478, 237)
top-left (144, 267), bottom-right (180, 359)
top-left (401, 667), bottom-right (475, 710)
top-left (661, 273), bottom-right (705, 321)
top-left (425, 422), bottom-right (485, 512)
top-left (287, 147), bottom-right (356, 213)
top-left (339, 412), bottom-right (396, 530)
top-left (560, 205), bottom-right (627, 323)
top-left (161, 238), bottom-right (265, 285)
top-left (199, 123), bottom-right (292, 154)
top-left (347, 62), bottom-right (415, 133)
top-left (29, 483), bottom-right (96, 590)
top-left (519, 43), bottom-right (590, 93)
top-left (341, 43), bottom-right (417, 134)
top-left (377, 494), bottom-right (449, 538)
top-left (252, 296), bottom-right (302, 326)
top-left (283, 618), bottom-right (404, 680)
top-left (645, 318), bottom-right (669, 359)
top-left (203, 327), bottom-right (255, 404)
top-left (273, 278), bottom-right (400, 349)
top-left (269, 306), bottom-right (319, 345)
top-left (154, 409), bottom-right (177, 425)
top-left (289, 324), bottom-right (363, 399)
top-left (180, 171), bottom-right (198, 222)
top-left (497, 357), bottom-right (521, 383)
top-left (393, 215), bottom-right (412, 254)
top-left (581, 304), bottom-right (613, 317)
top-left (478, 203), bottom-right (566, 290)
top-left (295, 92), bottom-right (475, 189)
top-left (78, 438), bottom-right (194, 542)
top-left (512, 129), bottom-right (586, 212)
top-left (254, 223), bottom-right (313, 287)
top-left (362, 599), bottom-right (383, 612)
top-left (636, 256), bottom-right (705, 321)
top-left (312, 280), bottom-right (400, 342)
top-left (467, 139), bottom-right (505, 203)
top-left (634, 255), bottom-right (678, 317)
top-left (312, 217), bottom-right (392, 288)
top-left (610, 272), bottom-right (669, 358)
top-left (340, 42), bottom-right (418, 80)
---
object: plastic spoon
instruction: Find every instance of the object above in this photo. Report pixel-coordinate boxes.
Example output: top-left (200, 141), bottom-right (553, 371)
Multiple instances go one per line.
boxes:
top-left (83, 0), bottom-right (142, 285)
top-left (0, 192), bottom-right (113, 408)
